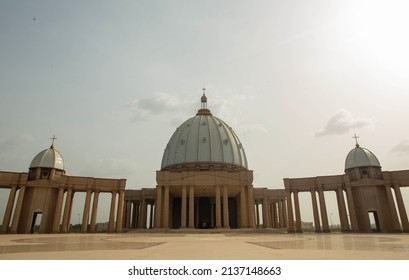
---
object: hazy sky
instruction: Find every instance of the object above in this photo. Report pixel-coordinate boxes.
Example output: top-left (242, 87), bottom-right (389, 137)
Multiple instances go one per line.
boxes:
top-left (1, 0), bottom-right (409, 225)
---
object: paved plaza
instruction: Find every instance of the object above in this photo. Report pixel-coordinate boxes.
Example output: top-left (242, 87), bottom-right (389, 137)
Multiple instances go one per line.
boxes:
top-left (0, 231), bottom-right (409, 260)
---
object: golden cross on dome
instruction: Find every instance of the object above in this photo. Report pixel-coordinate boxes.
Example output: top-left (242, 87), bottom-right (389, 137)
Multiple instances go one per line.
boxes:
top-left (353, 134), bottom-right (359, 147)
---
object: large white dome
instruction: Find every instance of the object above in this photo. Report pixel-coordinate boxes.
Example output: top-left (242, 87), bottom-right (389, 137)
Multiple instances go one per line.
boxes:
top-left (161, 94), bottom-right (248, 169)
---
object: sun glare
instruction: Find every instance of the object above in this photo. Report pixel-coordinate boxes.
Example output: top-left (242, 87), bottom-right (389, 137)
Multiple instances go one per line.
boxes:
top-left (350, 1), bottom-right (409, 74)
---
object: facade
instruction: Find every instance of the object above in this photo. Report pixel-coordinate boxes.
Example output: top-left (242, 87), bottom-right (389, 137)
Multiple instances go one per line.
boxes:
top-left (1, 93), bottom-right (408, 234)
top-left (124, 93), bottom-right (257, 229)
top-left (122, 95), bottom-right (409, 233)
top-left (0, 140), bottom-right (126, 234)
top-left (284, 141), bottom-right (409, 233)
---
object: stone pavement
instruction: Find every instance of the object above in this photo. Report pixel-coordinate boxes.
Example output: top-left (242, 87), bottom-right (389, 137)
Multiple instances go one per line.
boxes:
top-left (0, 231), bottom-right (409, 260)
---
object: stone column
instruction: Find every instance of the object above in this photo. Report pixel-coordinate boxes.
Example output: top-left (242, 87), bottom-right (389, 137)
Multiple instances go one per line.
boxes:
top-left (139, 199), bottom-right (147, 229)
top-left (262, 198), bottom-right (270, 228)
top-left (271, 202), bottom-right (277, 228)
top-left (318, 188), bottom-right (330, 232)
top-left (240, 185), bottom-right (248, 228)
top-left (188, 186), bottom-right (195, 228)
top-left (279, 200), bottom-right (285, 228)
top-left (115, 190), bottom-right (124, 233)
top-left (149, 202), bottom-right (154, 229)
top-left (51, 187), bottom-right (65, 233)
top-left (210, 198), bottom-right (215, 228)
top-left (223, 186), bottom-right (230, 228)
top-left (286, 191), bottom-right (295, 233)
top-left (1, 185), bottom-right (17, 233)
top-left (282, 199), bottom-right (287, 227)
top-left (215, 185), bottom-right (222, 228)
top-left (293, 191), bottom-right (302, 233)
top-left (336, 189), bottom-right (350, 232)
top-left (311, 190), bottom-right (321, 233)
top-left (384, 185), bottom-right (401, 231)
top-left (108, 191), bottom-right (117, 233)
top-left (82, 190), bottom-right (92, 233)
top-left (247, 185), bottom-right (255, 228)
top-left (121, 199), bottom-right (127, 228)
top-left (61, 188), bottom-right (73, 233)
top-left (90, 190), bottom-right (100, 233)
top-left (345, 186), bottom-right (359, 231)
top-left (394, 185), bottom-right (409, 232)
top-left (181, 185), bottom-right (187, 228)
top-left (154, 187), bottom-right (162, 228)
top-left (67, 191), bottom-right (75, 229)
top-left (163, 186), bottom-right (170, 228)
top-left (269, 203), bottom-right (274, 228)
top-left (10, 186), bottom-right (26, 233)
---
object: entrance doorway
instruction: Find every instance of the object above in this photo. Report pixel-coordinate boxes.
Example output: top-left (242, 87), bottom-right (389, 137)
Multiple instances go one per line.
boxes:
top-left (30, 212), bottom-right (43, 233)
top-left (368, 211), bottom-right (381, 232)
top-left (171, 196), bottom-right (238, 229)
top-left (172, 198), bottom-right (181, 229)
top-left (228, 198), bottom-right (237, 228)
top-left (199, 197), bottom-right (211, 228)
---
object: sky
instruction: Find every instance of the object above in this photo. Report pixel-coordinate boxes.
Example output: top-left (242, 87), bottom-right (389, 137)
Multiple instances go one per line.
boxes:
top-left (1, 0), bottom-right (409, 226)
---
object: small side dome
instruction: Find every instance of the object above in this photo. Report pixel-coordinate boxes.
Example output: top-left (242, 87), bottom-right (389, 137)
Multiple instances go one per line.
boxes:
top-left (30, 147), bottom-right (65, 171)
top-left (345, 146), bottom-right (381, 172)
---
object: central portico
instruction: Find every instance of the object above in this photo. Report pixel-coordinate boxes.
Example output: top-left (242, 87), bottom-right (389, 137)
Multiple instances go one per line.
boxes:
top-left (155, 91), bottom-right (255, 229)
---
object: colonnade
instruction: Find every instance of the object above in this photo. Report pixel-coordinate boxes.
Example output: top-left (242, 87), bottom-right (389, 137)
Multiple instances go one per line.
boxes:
top-left (123, 199), bottom-right (156, 229)
top-left (254, 198), bottom-right (287, 229)
top-left (77, 189), bottom-right (124, 233)
top-left (286, 188), bottom-right (335, 233)
top-left (285, 185), bottom-right (409, 233)
top-left (0, 185), bottom-right (124, 234)
top-left (1, 185), bottom-right (25, 234)
top-left (123, 185), bottom-right (256, 229)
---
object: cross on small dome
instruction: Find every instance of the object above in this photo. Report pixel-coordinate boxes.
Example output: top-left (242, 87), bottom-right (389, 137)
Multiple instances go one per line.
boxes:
top-left (353, 134), bottom-right (359, 148)
top-left (50, 135), bottom-right (58, 149)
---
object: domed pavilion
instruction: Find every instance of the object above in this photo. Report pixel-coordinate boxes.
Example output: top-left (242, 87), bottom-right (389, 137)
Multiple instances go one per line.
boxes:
top-left (284, 135), bottom-right (409, 233)
top-left (0, 137), bottom-right (126, 234)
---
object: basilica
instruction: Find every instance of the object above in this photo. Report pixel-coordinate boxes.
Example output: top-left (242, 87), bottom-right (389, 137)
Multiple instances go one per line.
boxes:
top-left (0, 92), bottom-right (408, 234)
